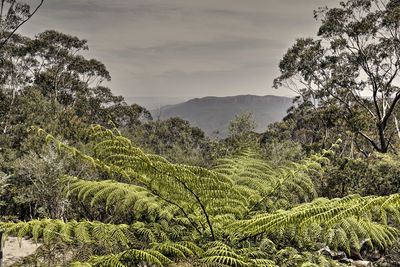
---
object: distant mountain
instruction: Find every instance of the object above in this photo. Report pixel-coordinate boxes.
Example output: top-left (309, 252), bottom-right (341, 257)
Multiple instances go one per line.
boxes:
top-left (152, 95), bottom-right (293, 137)
top-left (125, 96), bottom-right (193, 110)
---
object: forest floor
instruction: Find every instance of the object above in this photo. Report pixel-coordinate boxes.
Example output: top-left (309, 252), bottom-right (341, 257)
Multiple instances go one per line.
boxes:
top-left (3, 237), bottom-right (40, 266)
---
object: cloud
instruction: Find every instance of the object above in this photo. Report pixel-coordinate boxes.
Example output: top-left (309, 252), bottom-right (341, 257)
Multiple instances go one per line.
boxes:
top-left (20, 0), bottom-right (341, 97)
top-left (107, 38), bottom-right (283, 75)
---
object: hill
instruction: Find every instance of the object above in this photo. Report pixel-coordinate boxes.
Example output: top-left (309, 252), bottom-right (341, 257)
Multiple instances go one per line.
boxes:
top-left (151, 95), bottom-right (292, 137)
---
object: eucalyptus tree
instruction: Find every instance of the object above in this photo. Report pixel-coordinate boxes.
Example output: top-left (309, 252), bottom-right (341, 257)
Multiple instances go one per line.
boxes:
top-left (0, 29), bottom-right (152, 137)
top-left (274, 0), bottom-right (400, 153)
top-left (28, 30), bottom-right (111, 106)
top-left (0, 0), bottom-right (44, 49)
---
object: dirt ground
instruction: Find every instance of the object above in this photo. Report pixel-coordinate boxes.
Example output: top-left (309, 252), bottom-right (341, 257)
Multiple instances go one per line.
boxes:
top-left (2, 237), bottom-right (41, 266)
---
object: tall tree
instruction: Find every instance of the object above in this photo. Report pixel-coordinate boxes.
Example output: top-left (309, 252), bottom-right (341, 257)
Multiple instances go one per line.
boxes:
top-left (0, 0), bottom-right (44, 48)
top-left (0, 30), bottom-right (151, 135)
top-left (274, 0), bottom-right (400, 153)
top-left (29, 30), bottom-right (110, 106)
top-left (225, 112), bottom-right (258, 151)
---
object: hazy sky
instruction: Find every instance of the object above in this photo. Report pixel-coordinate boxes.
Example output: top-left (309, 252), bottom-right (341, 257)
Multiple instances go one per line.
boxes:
top-left (21, 0), bottom-right (339, 98)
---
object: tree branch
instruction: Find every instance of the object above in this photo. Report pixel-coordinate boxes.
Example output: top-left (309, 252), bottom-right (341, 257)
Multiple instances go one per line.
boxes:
top-left (0, 0), bottom-right (44, 49)
top-left (382, 91), bottom-right (400, 129)
top-left (357, 131), bottom-right (380, 152)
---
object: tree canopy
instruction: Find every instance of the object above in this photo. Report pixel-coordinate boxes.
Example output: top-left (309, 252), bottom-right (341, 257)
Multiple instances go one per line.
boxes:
top-left (274, 0), bottom-right (400, 154)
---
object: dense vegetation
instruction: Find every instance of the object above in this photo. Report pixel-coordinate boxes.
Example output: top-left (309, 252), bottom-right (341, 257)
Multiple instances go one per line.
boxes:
top-left (1, 0), bottom-right (400, 266)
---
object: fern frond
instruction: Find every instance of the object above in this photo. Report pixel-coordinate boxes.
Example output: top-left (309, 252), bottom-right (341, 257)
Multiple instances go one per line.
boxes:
top-left (62, 176), bottom-right (170, 222)
top-left (0, 219), bottom-right (131, 248)
top-left (232, 194), bottom-right (400, 252)
top-left (84, 248), bottom-right (171, 266)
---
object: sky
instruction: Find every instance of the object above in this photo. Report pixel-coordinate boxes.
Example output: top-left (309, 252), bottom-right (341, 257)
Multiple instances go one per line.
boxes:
top-left (20, 0), bottom-right (340, 98)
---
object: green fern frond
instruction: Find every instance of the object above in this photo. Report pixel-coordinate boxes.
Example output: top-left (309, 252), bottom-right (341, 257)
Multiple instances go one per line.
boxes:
top-left (232, 194), bottom-right (400, 251)
top-left (84, 248), bottom-right (170, 267)
top-left (0, 219), bottom-right (131, 248)
top-left (62, 176), bottom-right (169, 222)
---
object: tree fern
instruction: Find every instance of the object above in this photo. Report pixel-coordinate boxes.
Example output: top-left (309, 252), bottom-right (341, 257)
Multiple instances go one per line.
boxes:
top-left (230, 194), bottom-right (400, 255)
top-left (0, 219), bottom-right (131, 247)
top-left (2, 126), bottom-right (399, 266)
top-left (201, 241), bottom-right (277, 267)
top-left (74, 248), bottom-right (170, 267)
top-left (212, 148), bottom-right (322, 212)
top-left (33, 125), bottom-right (249, 240)
top-left (62, 176), bottom-right (175, 223)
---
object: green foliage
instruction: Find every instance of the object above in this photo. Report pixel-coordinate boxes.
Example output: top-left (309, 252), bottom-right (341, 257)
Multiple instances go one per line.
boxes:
top-left (274, 0), bottom-right (400, 154)
top-left (2, 126), bottom-right (399, 266)
top-left (228, 112), bottom-right (257, 137)
top-left (62, 176), bottom-right (169, 222)
top-left (201, 241), bottom-right (276, 266)
top-left (231, 194), bottom-right (400, 254)
top-left (321, 152), bottom-right (400, 198)
top-left (127, 117), bottom-right (211, 166)
top-left (2, 2), bottom-right (400, 266)
top-left (0, 142), bottom-right (90, 221)
top-left (225, 112), bottom-right (259, 152)
top-left (0, 0), bottom-right (44, 49)
top-left (1, 219), bottom-right (130, 246)
top-left (212, 149), bottom-right (319, 212)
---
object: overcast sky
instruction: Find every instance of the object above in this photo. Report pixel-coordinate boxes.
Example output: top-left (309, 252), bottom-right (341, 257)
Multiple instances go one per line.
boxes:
top-left (21, 0), bottom-right (339, 98)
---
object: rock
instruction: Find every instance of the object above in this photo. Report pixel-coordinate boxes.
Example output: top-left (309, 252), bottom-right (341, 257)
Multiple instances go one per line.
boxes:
top-left (2, 237), bottom-right (41, 267)
top-left (350, 260), bottom-right (373, 267)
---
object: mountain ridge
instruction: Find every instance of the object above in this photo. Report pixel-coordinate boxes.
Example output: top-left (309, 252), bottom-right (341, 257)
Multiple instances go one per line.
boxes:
top-left (150, 94), bottom-right (293, 137)
top-left (125, 96), bottom-right (192, 110)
